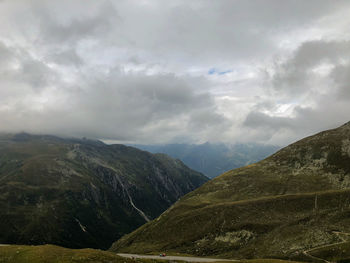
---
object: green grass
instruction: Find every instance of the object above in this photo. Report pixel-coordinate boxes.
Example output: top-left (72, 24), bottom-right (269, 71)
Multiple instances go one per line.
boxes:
top-left (0, 244), bottom-right (136, 263)
top-left (111, 123), bottom-right (350, 259)
top-left (0, 245), bottom-right (303, 263)
top-left (112, 189), bottom-right (350, 259)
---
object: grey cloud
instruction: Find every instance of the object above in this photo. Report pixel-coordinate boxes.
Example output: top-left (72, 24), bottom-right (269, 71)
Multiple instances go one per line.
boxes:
top-left (34, 1), bottom-right (118, 45)
top-left (331, 63), bottom-right (350, 100)
top-left (0, 66), bottom-right (229, 143)
top-left (19, 59), bottom-right (55, 89)
top-left (0, 42), bottom-right (56, 92)
top-left (47, 48), bottom-right (83, 66)
top-left (0, 1), bottom-right (350, 145)
top-left (244, 111), bottom-right (293, 130)
top-left (243, 99), bottom-right (350, 145)
top-left (0, 42), bottom-right (14, 65)
top-left (25, 0), bottom-right (350, 66)
top-left (272, 40), bottom-right (350, 96)
top-left (243, 38), bottom-right (350, 144)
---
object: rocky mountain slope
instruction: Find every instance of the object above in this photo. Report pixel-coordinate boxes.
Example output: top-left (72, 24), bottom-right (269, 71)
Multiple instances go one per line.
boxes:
top-left (132, 143), bottom-right (280, 178)
top-left (111, 122), bottom-right (350, 260)
top-left (0, 133), bottom-right (208, 249)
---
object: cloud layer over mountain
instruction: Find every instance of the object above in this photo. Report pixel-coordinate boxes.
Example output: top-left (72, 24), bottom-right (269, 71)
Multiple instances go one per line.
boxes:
top-left (0, 0), bottom-right (349, 145)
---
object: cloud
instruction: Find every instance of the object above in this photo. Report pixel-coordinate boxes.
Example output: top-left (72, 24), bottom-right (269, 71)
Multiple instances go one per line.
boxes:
top-left (331, 63), bottom-right (350, 100)
top-left (272, 40), bottom-right (350, 96)
top-left (0, 64), bottom-right (228, 143)
top-left (242, 39), bottom-right (350, 144)
top-left (0, 0), bottom-right (350, 145)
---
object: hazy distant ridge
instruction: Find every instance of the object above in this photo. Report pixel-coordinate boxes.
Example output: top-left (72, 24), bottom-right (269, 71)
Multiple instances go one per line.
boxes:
top-left (132, 143), bottom-right (280, 178)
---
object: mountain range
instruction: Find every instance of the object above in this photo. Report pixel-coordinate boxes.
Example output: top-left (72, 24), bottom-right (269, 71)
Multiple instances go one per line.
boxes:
top-left (132, 143), bottom-right (280, 178)
top-left (112, 122), bottom-right (350, 261)
top-left (0, 133), bottom-right (208, 249)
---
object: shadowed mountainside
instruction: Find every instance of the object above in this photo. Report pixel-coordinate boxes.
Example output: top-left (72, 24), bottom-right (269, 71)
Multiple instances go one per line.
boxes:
top-left (0, 133), bottom-right (208, 249)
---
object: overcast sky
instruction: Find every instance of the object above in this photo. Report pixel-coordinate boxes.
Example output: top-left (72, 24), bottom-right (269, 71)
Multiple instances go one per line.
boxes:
top-left (0, 0), bottom-right (349, 145)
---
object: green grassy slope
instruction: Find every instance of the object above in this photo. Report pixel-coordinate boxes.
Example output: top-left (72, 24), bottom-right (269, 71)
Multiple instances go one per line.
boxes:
top-left (111, 122), bottom-right (350, 260)
top-left (0, 244), bottom-right (303, 263)
top-left (0, 133), bottom-right (208, 249)
top-left (0, 244), bottom-right (136, 263)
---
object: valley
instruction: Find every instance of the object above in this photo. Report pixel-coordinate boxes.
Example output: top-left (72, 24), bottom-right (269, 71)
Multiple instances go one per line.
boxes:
top-left (132, 143), bottom-right (280, 178)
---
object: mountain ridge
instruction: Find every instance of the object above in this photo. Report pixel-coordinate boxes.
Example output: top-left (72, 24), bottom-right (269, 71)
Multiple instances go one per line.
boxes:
top-left (0, 133), bottom-right (208, 249)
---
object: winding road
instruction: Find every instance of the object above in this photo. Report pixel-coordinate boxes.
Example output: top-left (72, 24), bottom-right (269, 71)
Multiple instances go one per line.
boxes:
top-left (117, 253), bottom-right (236, 262)
top-left (302, 231), bottom-right (350, 263)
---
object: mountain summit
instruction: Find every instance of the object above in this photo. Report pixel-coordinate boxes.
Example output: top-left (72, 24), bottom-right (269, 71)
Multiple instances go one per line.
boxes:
top-left (0, 133), bottom-right (208, 249)
top-left (111, 122), bottom-right (350, 260)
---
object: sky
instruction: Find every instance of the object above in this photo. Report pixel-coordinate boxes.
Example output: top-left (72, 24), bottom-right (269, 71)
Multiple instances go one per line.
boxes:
top-left (0, 0), bottom-right (350, 146)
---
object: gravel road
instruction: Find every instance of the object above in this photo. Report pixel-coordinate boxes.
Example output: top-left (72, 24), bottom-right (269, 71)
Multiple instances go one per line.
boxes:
top-left (117, 253), bottom-right (236, 262)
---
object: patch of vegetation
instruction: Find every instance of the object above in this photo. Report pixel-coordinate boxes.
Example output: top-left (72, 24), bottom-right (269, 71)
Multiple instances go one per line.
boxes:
top-left (0, 244), bottom-right (168, 263)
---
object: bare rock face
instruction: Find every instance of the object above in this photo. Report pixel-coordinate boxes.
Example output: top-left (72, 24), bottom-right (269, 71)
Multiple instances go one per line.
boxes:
top-left (0, 133), bottom-right (208, 249)
top-left (111, 122), bottom-right (350, 260)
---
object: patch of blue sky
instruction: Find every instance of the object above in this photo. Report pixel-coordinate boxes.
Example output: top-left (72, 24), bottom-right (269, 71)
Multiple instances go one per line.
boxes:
top-left (208, 68), bottom-right (232, 75)
top-left (208, 68), bottom-right (216, 75)
top-left (218, 69), bottom-right (233, 75)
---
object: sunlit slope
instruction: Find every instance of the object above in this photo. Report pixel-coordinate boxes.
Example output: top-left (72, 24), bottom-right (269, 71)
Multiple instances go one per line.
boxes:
top-left (111, 122), bottom-right (350, 259)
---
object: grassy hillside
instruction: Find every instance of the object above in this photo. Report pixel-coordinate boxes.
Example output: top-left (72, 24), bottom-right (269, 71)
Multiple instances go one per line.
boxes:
top-left (307, 241), bottom-right (350, 262)
top-left (0, 133), bottom-right (208, 249)
top-left (0, 245), bottom-right (137, 263)
top-left (0, 244), bottom-right (303, 263)
top-left (111, 122), bottom-right (350, 260)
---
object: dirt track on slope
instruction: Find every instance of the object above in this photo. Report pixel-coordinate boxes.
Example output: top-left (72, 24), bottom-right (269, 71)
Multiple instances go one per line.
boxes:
top-left (302, 231), bottom-right (350, 263)
top-left (117, 253), bottom-right (236, 262)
